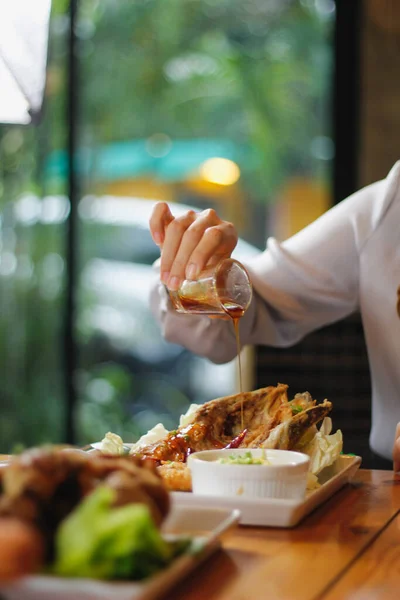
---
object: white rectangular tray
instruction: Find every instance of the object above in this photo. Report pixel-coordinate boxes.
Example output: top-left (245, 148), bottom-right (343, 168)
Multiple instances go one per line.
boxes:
top-left (172, 455), bottom-right (362, 528)
top-left (0, 506), bottom-right (240, 600)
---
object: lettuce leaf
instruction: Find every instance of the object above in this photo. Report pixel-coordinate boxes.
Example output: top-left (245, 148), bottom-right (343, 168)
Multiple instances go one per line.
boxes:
top-left (52, 486), bottom-right (187, 580)
top-left (302, 417), bottom-right (343, 476)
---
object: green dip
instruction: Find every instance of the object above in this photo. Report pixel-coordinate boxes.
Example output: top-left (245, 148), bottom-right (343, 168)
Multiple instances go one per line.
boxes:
top-left (217, 450), bottom-right (270, 465)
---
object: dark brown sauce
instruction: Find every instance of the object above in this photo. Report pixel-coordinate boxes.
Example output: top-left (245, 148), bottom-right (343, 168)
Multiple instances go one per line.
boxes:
top-left (176, 296), bottom-right (221, 314)
top-left (221, 301), bottom-right (245, 430)
top-left (133, 423), bottom-right (216, 463)
top-left (176, 295), bottom-right (246, 431)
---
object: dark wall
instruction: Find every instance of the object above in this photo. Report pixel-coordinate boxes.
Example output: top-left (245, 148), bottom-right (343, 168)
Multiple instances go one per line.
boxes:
top-left (255, 314), bottom-right (377, 466)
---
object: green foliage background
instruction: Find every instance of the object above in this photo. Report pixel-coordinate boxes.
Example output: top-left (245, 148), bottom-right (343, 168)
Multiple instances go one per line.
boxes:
top-left (0, 0), bottom-right (333, 451)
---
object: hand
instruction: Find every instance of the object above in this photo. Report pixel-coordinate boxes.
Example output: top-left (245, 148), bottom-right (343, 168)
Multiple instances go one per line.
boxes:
top-left (393, 423), bottom-right (400, 472)
top-left (149, 202), bottom-right (238, 291)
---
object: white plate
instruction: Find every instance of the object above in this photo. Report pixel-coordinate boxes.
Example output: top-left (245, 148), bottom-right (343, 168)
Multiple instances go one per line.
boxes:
top-left (0, 506), bottom-right (240, 600)
top-left (90, 442), bottom-right (104, 451)
top-left (172, 455), bottom-right (362, 528)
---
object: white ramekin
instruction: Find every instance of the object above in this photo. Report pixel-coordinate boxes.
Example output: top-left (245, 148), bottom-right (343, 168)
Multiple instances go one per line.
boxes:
top-left (187, 448), bottom-right (310, 500)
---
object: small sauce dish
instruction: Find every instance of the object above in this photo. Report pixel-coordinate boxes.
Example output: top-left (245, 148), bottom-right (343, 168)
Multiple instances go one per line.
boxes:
top-left (187, 448), bottom-right (310, 500)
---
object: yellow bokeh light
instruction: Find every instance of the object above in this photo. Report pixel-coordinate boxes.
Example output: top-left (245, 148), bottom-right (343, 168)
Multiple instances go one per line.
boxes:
top-left (200, 157), bottom-right (241, 186)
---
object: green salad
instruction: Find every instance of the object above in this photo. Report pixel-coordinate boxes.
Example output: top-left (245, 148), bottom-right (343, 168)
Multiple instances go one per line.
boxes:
top-left (52, 486), bottom-right (190, 581)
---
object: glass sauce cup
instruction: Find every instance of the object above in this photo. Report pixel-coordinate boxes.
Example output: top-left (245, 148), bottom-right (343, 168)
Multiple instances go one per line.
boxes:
top-left (168, 258), bottom-right (252, 317)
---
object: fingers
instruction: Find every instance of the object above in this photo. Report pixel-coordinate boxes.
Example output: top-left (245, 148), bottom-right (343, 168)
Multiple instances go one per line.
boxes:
top-left (164, 209), bottom-right (238, 291)
top-left (188, 220), bottom-right (237, 275)
top-left (149, 203), bottom-right (238, 291)
top-left (165, 209), bottom-right (221, 287)
top-left (160, 210), bottom-right (197, 286)
top-left (393, 423), bottom-right (400, 472)
top-left (149, 202), bottom-right (174, 247)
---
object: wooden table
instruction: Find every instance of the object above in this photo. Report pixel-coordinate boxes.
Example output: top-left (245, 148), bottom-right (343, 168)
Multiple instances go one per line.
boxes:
top-left (164, 469), bottom-right (400, 600)
top-left (2, 458), bottom-right (399, 598)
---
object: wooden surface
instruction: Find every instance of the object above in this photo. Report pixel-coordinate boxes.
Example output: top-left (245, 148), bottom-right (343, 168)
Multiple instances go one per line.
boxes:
top-left (1, 461), bottom-right (399, 598)
top-left (165, 470), bottom-right (400, 600)
top-left (324, 512), bottom-right (400, 600)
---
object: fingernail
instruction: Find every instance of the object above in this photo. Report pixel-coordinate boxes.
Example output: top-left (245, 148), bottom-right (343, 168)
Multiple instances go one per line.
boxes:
top-left (154, 231), bottom-right (164, 246)
top-left (186, 263), bottom-right (198, 280)
top-left (161, 271), bottom-right (170, 284)
top-left (168, 276), bottom-right (181, 291)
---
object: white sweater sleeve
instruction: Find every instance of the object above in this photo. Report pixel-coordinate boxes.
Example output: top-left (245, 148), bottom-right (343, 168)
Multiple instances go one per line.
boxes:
top-left (149, 162), bottom-right (400, 364)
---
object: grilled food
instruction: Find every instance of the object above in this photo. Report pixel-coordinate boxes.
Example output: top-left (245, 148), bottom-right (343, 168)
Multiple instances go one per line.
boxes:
top-left (0, 447), bottom-right (170, 579)
top-left (130, 383), bottom-right (332, 491)
top-left (0, 518), bottom-right (45, 581)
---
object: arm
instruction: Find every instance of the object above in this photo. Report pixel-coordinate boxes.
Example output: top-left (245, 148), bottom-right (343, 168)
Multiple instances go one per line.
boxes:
top-left (149, 163), bottom-right (399, 363)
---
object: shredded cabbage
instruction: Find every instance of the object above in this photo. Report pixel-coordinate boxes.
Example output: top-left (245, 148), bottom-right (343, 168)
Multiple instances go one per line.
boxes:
top-left (129, 423), bottom-right (170, 453)
top-left (98, 405), bottom-right (201, 455)
top-left (303, 417), bottom-right (343, 476)
top-left (100, 432), bottom-right (125, 455)
top-left (179, 404), bottom-right (201, 428)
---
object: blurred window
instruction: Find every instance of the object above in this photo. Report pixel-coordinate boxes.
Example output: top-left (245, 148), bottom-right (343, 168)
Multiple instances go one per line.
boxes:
top-left (0, 0), bottom-right (334, 451)
top-left (0, 0), bottom-right (68, 451)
